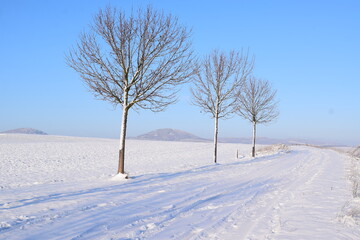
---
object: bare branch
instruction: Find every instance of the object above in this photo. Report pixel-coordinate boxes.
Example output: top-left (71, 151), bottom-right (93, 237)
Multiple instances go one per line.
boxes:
top-left (190, 49), bottom-right (254, 163)
top-left (66, 5), bottom-right (195, 174)
top-left (236, 76), bottom-right (279, 124)
top-left (66, 5), bottom-right (195, 111)
top-left (191, 50), bottom-right (254, 119)
top-left (235, 76), bottom-right (279, 157)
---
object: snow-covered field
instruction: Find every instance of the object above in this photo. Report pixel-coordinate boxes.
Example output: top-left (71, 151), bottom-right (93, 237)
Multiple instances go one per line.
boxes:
top-left (1, 134), bottom-right (360, 239)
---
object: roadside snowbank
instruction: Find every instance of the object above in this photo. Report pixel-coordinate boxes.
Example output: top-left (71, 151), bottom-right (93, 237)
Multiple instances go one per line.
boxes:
top-left (339, 146), bottom-right (360, 227)
top-left (352, 146), bottom-right (360, 159)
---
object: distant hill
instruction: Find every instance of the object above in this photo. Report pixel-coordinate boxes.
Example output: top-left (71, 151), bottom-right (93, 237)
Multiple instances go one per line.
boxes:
top-left (135, 128), bottom-right (209, 142)
top-left (134, 128), bottom-right (346, 146)
top-left (1, 128), bottom-right (48, 135)
top-left (218, 137), bottom-right (286, 144)
top-left (219, 137), bottom-right (344, 146)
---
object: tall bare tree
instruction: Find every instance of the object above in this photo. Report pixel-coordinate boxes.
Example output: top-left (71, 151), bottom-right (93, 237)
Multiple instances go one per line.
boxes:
top-left (66, 6), bottom-right (195, 175)
top-left (191, 50), bottom-right (253, 163)
top-left (236, 76), bottom-right (279, 157)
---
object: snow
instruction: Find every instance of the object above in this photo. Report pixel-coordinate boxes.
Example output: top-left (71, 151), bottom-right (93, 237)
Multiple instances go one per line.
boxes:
top-left (1, 134), bottom-right (360, 239)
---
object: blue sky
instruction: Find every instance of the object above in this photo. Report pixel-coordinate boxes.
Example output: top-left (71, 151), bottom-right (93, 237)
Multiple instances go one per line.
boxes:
top-left (1, 0), bottom-right (359, 145)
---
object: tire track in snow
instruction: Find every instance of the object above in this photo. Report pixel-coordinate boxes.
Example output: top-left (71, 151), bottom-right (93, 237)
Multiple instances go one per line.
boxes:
top-left (124, 155), bottom-right (289, 239)
top-left (272, 148), bottom-right (360, 240)
top-left (0, 149), bottom-right (289, 239)
top-left (204, 147), bottom-right (326, 239)
top-left (1, 146), bottom-right (358, 239)
top-left (250, 148), bottom-right (327, 239)
top-left (0, 164), bottom-right (245, 239)
top-left (232, 147), bottom-right (356, 240)
top-left (134, 180), bottom-right (273, 240)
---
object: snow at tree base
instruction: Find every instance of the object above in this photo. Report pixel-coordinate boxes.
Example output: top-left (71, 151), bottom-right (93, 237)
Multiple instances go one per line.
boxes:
top-left (1, 134), bottom-right (360, 239)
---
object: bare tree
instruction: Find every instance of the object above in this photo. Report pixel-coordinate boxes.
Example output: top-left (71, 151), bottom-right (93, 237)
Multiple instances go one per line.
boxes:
top-left (66, 6), bottom-right (195, 175)
top-left (191, 50), bottom-right (253, 163)
top-left (236, 76), bottom-right (279, 157)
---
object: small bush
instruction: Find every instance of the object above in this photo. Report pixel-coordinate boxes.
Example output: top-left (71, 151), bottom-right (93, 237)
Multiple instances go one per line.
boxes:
top-left (340, 150), bottom-right (360, 226)
top-left (352, 146), bottom-right (360, 159)
top-left (339, 199), bottom-right (360, 226)
top-left (258, 144), bottom-right (291, 155)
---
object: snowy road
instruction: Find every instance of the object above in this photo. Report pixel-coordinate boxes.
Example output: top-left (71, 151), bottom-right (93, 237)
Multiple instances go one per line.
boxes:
top-left (1, 136), bottom-right (359, 239)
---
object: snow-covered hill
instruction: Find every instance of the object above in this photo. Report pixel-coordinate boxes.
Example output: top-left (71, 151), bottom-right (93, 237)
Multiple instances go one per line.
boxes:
top-left (135, 128), bottom-right (209, 142)
top-left (135, 128), bottom-right (345, 146)
top-left (0, 134), bottom-right (359, 239)
top-left (1, 128), bottom-right (47, 135)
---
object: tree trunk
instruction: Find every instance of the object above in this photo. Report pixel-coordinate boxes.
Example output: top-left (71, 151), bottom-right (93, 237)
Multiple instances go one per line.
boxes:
top-left (213, 114), bottom-right (219, 163)
top-left (252, 122), bottom-right (256, 157)
top-left (118, 104), bottom-right (129, 174)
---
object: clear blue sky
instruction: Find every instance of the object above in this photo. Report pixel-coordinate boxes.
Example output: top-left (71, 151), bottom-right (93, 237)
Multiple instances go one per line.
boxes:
top-left (1, 0), bottom-right (359, 145)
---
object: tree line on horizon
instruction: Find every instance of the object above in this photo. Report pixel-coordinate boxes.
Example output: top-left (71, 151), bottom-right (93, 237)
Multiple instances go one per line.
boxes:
top-left (66, 5), bottom-right (278, 176)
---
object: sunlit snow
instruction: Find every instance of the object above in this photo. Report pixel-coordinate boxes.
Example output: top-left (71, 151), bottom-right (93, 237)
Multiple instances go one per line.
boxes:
top-left (1, 134), bottom-right (359, 239)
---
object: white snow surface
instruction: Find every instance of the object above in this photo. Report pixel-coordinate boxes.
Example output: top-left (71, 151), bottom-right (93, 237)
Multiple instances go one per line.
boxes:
top-left (1, 134), bottom-right (360, 239)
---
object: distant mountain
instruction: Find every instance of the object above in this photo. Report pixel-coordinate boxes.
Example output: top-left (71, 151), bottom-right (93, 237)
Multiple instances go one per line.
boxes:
top-left (134, 128), bottom-right (346, 146)
top-left (135, 128), bottom-right (209, 142)
top-left (1, 128), bottom-right (48, 135)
